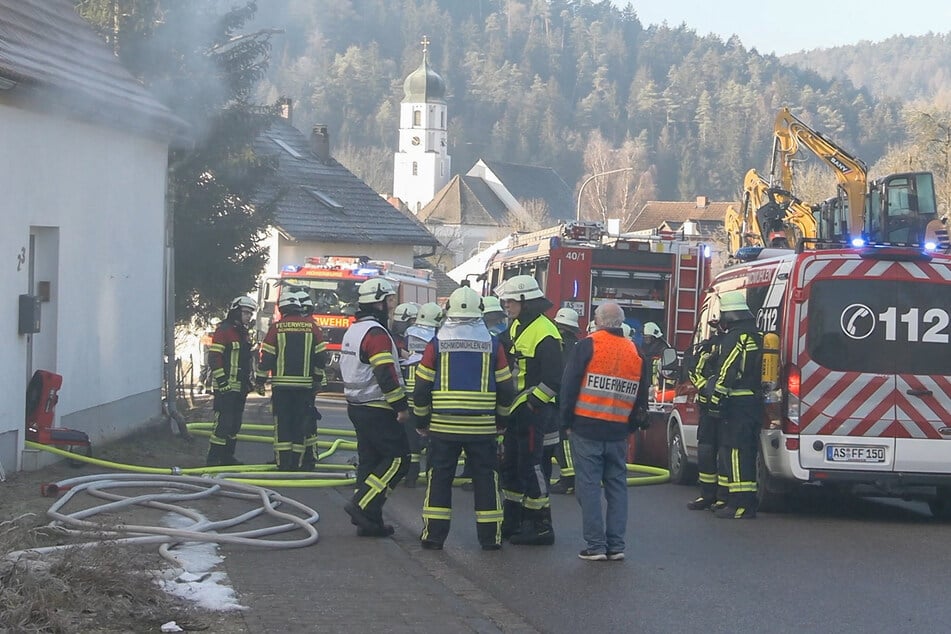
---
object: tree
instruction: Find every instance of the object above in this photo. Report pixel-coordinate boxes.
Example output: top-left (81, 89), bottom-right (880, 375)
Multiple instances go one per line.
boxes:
top-left (577, 130), bottom-right (655, 229)
top-left (76, 0), bottom-right (280, 324)
top-left (505, 198), bottom-right (553, 232)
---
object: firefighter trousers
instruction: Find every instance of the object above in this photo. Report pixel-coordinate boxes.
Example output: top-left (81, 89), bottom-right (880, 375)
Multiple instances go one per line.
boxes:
top-left (717, 396), bottom-right (762, 509)
top-left (208, 391), bottom-right (247, 464)
top-left (553, 429), bottom-right (575, 478)
top-left (422, 435), bottom-right (502, 547)
top-left (402, 414), bottom-right (424, 486)
top-left (696, 410), bottom-right (726, 502)
top-left (348, 404), bottom-right (410, 525)
top-left (500, 404), bottom-right (550, 530)
top-left (271, 387), bottom-right (313, 471)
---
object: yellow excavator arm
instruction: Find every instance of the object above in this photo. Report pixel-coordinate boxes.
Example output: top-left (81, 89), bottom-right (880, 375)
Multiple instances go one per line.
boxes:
top-left (724, 168), bottom-right (818, 253)
top-left (772, 107), bottom-right (868, 241)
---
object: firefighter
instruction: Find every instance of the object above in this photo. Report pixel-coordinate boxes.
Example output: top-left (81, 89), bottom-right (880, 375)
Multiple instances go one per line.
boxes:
top-left (400, 302), bottom-right (444, 488)
top-left (340, 278), bottom-right (410, 537)
top-left (685, 314), bottom-right (728, 510)
top-left (256, 290), bottom-right (327, 471)
top-left (560, 302), bottom-right (648, 561)
top-left (297, 289), bottom-right (326, 471)
top-left (497, 275), bottom-right (563, 546)
top-left (481, 295), bottom-right (508, 336)
top-left (550, 307), bottom-right (581, 495)
top-left (206, 297), bottom-right (257, 467)
top-left (707, 291), bottom-right (764, 520)
top-left (413, 286), bottom-right (515, 550)
top-left (393, 302), bottom-right (420, 359)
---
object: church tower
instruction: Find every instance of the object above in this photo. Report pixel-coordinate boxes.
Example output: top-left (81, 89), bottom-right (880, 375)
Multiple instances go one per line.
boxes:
top-left (393, 36), bottom-right (450, 215)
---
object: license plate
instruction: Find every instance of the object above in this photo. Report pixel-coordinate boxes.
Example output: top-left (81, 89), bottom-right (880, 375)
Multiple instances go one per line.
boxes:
top-left (826, 445), bottom-right (886, 463)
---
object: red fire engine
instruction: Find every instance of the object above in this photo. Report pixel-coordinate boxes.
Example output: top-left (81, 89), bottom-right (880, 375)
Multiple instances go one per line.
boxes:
top-left (481, 222), bottom-right (712, 351)
top-left (257, 256), bottom-right (436, 389)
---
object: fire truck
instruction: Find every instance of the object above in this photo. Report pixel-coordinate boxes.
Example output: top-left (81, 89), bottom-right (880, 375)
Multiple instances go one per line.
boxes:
top-left (481, 222), bottom-right (712, 352)
top-left (663, 242), bottom-right (951, 516)
top-left (256, 256), bottom-right (437, 389)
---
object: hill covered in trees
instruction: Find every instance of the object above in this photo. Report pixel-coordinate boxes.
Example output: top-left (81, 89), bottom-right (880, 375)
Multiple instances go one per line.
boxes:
top-left (248, 0), bottom-right (910, 204)
top-left (783, 32), bottom-right (951, 102)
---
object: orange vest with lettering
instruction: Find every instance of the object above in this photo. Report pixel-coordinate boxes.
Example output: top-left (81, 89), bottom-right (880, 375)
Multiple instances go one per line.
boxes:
top-left (574, 330), bottom-right (643, 423)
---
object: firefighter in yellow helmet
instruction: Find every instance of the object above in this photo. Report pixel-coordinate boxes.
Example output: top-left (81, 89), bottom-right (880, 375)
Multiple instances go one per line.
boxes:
top-left (340, 278), bottom-right (410, 537)
top-left (706, 290), bottom-right (764, 519)
top-left (496, 275), bottom-right (563, 545)
top-left (413, 286), bottom-right (515, 550)
top-left (550, 307), bottom-right (581, 495)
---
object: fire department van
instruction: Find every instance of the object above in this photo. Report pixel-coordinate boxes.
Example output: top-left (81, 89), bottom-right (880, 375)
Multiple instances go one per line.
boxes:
top-left (666, 244), bottom-right (951, 516)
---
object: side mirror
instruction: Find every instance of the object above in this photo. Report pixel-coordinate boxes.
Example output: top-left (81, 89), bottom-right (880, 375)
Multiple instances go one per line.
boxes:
top-left (659, 347), bottom-right (679, 380)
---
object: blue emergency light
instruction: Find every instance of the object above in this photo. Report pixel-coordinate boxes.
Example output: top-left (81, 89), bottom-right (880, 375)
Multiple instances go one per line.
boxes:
top-left (850, 237), bottom-right (866, 248)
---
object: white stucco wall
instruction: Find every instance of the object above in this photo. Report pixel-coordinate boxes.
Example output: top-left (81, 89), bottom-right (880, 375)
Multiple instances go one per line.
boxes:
top-left (0, 103), bottom-right (169, 470)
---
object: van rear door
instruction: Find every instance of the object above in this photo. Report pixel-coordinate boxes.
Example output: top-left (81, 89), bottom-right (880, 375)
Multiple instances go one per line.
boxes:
top-left (794, 253), bottom-right (951, 473)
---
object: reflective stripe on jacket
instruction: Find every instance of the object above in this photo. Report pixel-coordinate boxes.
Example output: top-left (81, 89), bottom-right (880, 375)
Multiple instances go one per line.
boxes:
top-left (257, 315), bottom-right (326, 389)
top-left (573, 329), bottom-right (643, 423)
top-left (508, 315), bottom-right (562, 410)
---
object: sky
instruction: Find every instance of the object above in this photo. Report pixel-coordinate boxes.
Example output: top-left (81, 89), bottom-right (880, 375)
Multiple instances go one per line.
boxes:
top-left (621, 0), bottom-right (951, 56)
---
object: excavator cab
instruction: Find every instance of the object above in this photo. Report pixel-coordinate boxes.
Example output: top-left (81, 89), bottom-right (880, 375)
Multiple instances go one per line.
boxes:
top-left (867, 172), bottom-right (938, 246)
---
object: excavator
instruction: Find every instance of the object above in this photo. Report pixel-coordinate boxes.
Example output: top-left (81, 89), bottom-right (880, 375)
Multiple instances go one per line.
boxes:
top-left (771, 107), bottom-right (946, 248)
top-left (724, 168), bottom-right (818, 254)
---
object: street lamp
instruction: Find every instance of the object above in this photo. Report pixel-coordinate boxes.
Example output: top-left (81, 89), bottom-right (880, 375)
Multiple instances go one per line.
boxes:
top-left (576, 167), bottom-right (636, 222)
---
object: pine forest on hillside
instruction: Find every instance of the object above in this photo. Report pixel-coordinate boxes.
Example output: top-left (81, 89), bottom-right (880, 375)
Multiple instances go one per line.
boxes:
top-left (248, 0), bottom-right (924, 209)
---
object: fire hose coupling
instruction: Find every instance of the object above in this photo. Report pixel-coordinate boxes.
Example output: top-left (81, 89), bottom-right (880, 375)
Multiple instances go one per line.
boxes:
top-left (170, 466), bottom-right (183, 476)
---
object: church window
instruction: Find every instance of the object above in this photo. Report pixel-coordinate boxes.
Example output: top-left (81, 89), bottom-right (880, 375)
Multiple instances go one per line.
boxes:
top-left (412, 162), bottom-right (418, 176)
top-left (413, 110), bottom-right (421, 126)
top-left (441, 111), bottom-right (445, 128)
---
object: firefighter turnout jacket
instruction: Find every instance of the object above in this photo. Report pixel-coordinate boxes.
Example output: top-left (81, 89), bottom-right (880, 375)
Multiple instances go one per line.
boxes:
top-left (708, 320), bottom-right (763, 416)
top-left (257, 314), bottom-right (327, 389)
top-left (560, 328), bottom-right (648, 441)
top-left (508, 313), bottom-right (563, 411)
top-left (340, 316), bottom-right (408, 412)
top-left (209, 320), bottom-right (254, 393)
top-left (688, 330), bottom-right (723, 407)
top-left (413, 320), bottom-right (515, 437)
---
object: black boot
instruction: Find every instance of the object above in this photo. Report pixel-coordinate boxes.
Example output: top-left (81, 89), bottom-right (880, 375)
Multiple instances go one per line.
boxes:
top-left (509, 508), bottom-right (555, 546)
top-left (550, 476), bottom-right (574, 494)
top-left (206, 441), bottom-right (228, 467)
top-left (501, 500), bottom-right (522, 539)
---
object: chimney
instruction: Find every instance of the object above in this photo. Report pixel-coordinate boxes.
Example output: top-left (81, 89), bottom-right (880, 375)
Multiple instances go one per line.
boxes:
top-left (311, 125), bottom-right (330, 163)
top-left (696, 195), bottom-right (709, 208)
top-left (278, 96), bottom-right (292, 123)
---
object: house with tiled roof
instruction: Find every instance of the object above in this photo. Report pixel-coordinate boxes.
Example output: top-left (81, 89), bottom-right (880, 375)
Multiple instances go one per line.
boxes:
top-left (254, 103), bottom-right (439, 279)
top-left (627, 196), bottom-right (732, 240)
top-left (0, 0), bottom-right (189, 470)
top-left (419, 159), bottom-right (574, 267)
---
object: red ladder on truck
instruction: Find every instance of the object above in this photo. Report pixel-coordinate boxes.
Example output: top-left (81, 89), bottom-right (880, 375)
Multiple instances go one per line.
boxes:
top-left (668, 242), bottom-right (707, 352)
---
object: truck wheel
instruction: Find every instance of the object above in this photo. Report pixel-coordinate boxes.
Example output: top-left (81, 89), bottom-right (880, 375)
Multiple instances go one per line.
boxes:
top-left (667, 427), bottom-right (694, 485)
top-left (755, 450), bottom-right (786, 513)
top-left (928, 487), bottom-right (951, 521)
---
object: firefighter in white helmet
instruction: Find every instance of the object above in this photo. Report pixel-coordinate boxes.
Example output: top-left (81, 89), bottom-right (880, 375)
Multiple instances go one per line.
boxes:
top-left (496, 275), bottom-right (563, 546)
top-left (340, 277), bottom-right (410, 537)
top-left (206, 296), bottom-right (257, 466)
top-left (256, 290), bottom-right (327, 471)
top-left (392, 302), bottom-right (420, 359)
top-left (550, 307), bottom-right (581, 495)
top-left (706, 290), bottom-right (763, 519)
top-left (413, 286), bottom-right (515, 550)
top-left (399, 301), bottom-right (443, 488)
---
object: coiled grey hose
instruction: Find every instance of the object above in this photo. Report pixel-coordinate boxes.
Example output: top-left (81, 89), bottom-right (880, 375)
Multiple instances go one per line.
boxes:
top-left (5, 473), bottom-right (319, 569)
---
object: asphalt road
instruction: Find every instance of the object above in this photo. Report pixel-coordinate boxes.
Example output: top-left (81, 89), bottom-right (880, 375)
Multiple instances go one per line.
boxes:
top-left (226, 394), bottom-right (951, 633)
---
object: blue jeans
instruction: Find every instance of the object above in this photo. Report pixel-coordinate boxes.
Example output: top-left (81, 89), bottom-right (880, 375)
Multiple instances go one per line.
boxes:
top-left (570, 432), bottom-right (629, 554)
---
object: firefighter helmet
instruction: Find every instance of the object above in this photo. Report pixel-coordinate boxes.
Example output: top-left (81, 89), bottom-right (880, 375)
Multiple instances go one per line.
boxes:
top-left (554, 307), bottom-right (580, 330)
top-left (719, 290), bottom-right (753, 322)
top-left (643, 321), bottom-right (663, 339)
top-left (496, 275), bottom-right (544, 302)
top-left (296, 289), bottom-right (314, 313)
top-left (416, 302), bottom-right (444, 328)
top-left (229, 296), bottom-right (256, 313)
top-left (621, 323), bottom-right (632, 338)
top-left (278, 291), bottom-right (303, 315)
top-left (358, 278), bottom-right (396, 304)
top-left (481, 295), bottom-right (504, 315)
top-left (445, 287), bottom-right (484, 319)
top-left (394, 302), bottom-right (420, 323)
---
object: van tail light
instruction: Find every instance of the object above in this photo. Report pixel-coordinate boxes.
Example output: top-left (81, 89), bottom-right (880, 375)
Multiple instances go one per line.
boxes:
top-left (784, 363), bottom-right (801, 435)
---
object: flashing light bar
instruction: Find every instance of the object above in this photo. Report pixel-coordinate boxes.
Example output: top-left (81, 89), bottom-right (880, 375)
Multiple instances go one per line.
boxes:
top-left (925, 241), bottom-right (937, 251)
top-left (850, 237), bottom-right (866, 248)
